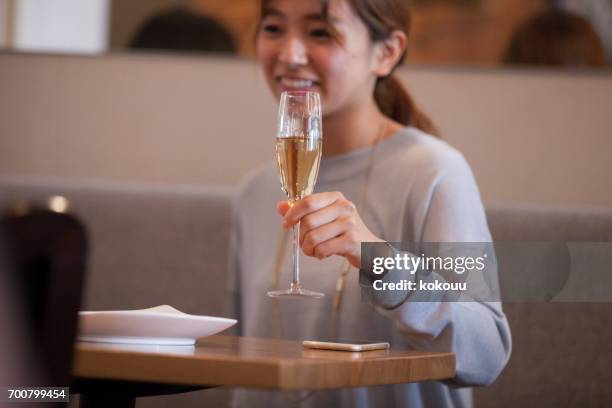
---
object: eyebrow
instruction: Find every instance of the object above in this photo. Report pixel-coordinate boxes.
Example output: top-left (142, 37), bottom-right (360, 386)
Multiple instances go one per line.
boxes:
top-left (262, 8), bottom-right (334, 23)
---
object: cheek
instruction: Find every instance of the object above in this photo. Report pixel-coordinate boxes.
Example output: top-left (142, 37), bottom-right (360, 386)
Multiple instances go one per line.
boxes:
top-left (256, 38), bottom-right (276, 79)
top-left (315, 50), bottom-right (355, 100)
top-left (324, 53), bottom-right (350, 84)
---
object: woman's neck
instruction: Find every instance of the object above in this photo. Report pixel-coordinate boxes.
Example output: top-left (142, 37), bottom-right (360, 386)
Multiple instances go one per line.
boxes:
top-left (321, 101), bottom-right (401, 157)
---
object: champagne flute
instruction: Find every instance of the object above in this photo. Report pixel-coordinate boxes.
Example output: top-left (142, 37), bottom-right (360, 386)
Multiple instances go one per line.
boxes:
top-left (268, 91), bottom-right (324, 298)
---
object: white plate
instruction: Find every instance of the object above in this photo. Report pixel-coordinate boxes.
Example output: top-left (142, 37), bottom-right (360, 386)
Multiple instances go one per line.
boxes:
top-left (78, 305), bottom-right (237, 346)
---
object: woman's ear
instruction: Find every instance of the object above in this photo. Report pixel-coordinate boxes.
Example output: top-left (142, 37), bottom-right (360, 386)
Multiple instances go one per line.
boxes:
top-left (372, 30), bottom-right (407, 77)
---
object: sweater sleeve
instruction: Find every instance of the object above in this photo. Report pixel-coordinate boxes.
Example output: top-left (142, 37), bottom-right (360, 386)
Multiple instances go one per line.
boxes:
top-left (374, 150), bottom-right (512, 387)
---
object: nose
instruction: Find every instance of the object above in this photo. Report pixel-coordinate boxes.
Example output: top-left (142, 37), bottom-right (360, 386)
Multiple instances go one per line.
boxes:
top-left (278, 35), bottom-right (308, 66)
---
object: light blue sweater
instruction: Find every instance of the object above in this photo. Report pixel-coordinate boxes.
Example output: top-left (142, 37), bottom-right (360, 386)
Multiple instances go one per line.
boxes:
top-left (229, 127), bottom-right (512, 407)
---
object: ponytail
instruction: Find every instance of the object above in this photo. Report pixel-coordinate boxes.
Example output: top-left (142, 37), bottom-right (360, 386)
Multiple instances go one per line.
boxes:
top-left (374, 75), bottom-right (439, 137)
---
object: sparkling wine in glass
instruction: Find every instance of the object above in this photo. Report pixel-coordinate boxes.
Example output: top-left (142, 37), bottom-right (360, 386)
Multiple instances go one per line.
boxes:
top-left (268, 91), bottom-right (324, 298)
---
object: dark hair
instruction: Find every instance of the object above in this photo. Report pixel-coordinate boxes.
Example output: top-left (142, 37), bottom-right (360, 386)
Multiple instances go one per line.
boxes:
top-left (503, 9), bottom-right (606, 67)
top-left (131, 7), bottom-right (236, 54)
top-left (259, 0), bottom-right (439, 136)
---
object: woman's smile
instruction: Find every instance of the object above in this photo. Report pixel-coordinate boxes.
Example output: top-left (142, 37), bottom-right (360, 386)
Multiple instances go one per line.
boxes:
top-left (276, 75), bottom-right (320, 92)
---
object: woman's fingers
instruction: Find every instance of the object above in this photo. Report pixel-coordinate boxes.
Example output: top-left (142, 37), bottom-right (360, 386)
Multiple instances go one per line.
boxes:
top-left (298, 204), bottom-right (346, 243)
top-left (301, 217), bottom-right (354, 257)
top-left (282, 192), bottom-right (344, 228)
top-left (311, 233), bottom-right (359, 266)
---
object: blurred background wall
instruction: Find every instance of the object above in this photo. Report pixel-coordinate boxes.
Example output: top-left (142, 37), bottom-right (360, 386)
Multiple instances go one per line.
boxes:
top-left (0, 52), bottom-right (610, 207)
top-left (4, 0), bottom-right (610, 65)
top-left (110, 0), bottom-right (545, 62)
top-left (109, 0), bottom-right (612, 66)
top-left (1, 0), bottom-right (611, 66)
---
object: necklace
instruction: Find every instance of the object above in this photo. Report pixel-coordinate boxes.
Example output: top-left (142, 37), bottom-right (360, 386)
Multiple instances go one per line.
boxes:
top-left (270, 119), bottom-right (389, 337)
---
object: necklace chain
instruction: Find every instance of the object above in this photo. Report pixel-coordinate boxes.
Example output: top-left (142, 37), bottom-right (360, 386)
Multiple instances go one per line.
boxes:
top-left (332, 120), bottom-right (386, 314)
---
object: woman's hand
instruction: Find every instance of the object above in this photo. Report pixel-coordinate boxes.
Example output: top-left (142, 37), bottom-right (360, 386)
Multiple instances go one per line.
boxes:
top-left (277, 192), bottom-right (384, 268)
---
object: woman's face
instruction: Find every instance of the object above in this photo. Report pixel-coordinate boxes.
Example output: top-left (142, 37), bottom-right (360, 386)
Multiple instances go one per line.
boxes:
top-left (256, 0), bottom-right (379, 116)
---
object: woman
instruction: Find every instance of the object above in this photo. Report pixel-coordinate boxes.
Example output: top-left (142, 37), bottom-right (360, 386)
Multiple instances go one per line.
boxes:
top-left (229, 0), bottom-right (512, 406)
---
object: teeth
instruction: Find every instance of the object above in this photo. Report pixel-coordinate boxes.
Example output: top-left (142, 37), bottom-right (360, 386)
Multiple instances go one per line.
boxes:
top-left (280, 77), bottom-right (314, 88)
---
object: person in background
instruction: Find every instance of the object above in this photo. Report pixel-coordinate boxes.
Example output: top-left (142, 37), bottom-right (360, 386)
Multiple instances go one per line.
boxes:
top-left (229, 0), bottom-right (512, 406)
top-left (130, 6), bottom-right (236, 54)
top-left (503, 8), bottom-right (607, 67)
top-left (558, 0), bottom-right (612, 63)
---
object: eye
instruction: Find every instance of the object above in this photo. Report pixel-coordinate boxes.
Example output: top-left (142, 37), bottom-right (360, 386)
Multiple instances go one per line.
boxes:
top-left (309, 28), bottom-right (331, 39)
top-left (261, 23), bottom-right (283, 35)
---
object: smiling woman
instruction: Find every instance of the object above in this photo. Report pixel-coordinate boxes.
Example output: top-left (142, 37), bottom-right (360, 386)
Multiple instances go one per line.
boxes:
top-left (229, 0), bottom-right (511, 407)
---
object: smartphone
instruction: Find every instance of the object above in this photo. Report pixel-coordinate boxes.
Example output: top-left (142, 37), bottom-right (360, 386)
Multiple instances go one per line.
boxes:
top-left (302, 340), bottom-right (390, 352)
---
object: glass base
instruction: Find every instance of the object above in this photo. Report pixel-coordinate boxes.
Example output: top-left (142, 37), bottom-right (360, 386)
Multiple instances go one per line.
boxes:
top-left (267, 286), bottom-right (324, 298)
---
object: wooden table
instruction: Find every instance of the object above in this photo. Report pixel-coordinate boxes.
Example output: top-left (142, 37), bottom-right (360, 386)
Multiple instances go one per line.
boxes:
top-left (72, 335), bottom-right (455, 407)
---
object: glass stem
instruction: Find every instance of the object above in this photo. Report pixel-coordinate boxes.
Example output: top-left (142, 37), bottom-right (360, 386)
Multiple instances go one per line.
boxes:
top-left (291, 221), bottom-right (301, 291)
